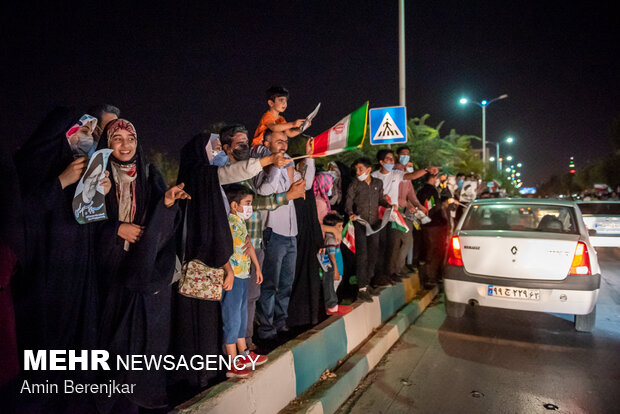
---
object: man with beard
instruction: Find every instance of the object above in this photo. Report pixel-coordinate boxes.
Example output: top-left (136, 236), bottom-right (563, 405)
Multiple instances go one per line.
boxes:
top-left (254, 129), bottom-right (315, 344)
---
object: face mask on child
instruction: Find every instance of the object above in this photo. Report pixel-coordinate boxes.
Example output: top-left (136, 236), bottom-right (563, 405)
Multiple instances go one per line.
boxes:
top-left (399, 155), bottom-right (410, 165)
top-left (236, 205), bottom-right (253, 220)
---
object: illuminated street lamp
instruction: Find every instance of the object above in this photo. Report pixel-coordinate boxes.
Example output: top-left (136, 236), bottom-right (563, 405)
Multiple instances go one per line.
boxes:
top-left (459, 94), bottom-right (509, 171)
top-left (487, 136), bottom-right (514, 171)
top-left (506, 155), bottom-right (513, 161)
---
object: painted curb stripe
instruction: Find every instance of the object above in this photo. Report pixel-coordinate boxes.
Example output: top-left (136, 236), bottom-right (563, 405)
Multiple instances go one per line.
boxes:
top-left (300, 287), bottom-right (438, 414)
top-left (292, 317), bottom-right (348, 395)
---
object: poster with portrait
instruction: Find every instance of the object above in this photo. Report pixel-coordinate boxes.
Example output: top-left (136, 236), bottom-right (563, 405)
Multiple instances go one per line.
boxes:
top-left (72, 149), bottom-right (113, 224)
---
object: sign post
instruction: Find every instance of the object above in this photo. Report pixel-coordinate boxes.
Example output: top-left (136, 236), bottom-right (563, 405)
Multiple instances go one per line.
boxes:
top-left (369, 106), bottom-right (407, 146)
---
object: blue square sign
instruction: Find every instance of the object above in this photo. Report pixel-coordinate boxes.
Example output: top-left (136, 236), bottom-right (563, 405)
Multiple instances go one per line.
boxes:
top-left (369, 106), bottom-right (407, 145)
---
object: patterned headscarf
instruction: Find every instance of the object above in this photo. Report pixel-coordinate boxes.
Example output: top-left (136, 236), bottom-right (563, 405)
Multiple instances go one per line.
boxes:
top-left (106, 118), bottom-right (137, 145)
top-left (313, 172), bottom-right (334, 212)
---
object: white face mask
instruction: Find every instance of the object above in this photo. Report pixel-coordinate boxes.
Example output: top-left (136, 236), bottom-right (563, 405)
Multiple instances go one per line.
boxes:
top-left (236, 205), bottom-right (253, 220)
top-left (406, 166), bottom-right (414, 173)
top-left (357, 171), bottom-right (369, 181)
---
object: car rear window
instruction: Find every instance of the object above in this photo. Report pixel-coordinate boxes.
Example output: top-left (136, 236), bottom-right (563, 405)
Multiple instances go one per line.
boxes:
top-left (578, 203), bottom-right (620, 215)
top-left (461, 204), bottom-right (579, 234)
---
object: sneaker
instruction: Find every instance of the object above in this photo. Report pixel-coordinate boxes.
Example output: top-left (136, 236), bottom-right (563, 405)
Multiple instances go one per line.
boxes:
top-left (326, 305), bottom-right (353, 316)
top-left (357, 290), bottom-right (373, 303)
top-left (337, 304), bottom-right (353, 314)
top-left (366, 286), bottom-right (382, 296)
top-left (226, 366), bottom-right (253, 378)
top-left (240, 351), bottom-right (268, 369)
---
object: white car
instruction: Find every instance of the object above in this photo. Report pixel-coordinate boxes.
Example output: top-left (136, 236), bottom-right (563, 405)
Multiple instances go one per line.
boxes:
top-left (577, 201), bottom-right (620, 247)
top-left (444, 198), bottom-right (600, 332)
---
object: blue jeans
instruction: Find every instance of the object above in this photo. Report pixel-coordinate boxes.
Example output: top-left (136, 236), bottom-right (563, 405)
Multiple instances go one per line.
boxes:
top-left (256, 230), bottom-right (297, 339)
top-left (221, 277), bottom-right (249, 345)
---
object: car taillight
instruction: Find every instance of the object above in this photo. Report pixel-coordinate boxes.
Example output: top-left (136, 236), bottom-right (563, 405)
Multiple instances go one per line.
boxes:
top-left (569, 242), bottom-right (591, 275)
top-left (448, 236), bottom-right (464, 266)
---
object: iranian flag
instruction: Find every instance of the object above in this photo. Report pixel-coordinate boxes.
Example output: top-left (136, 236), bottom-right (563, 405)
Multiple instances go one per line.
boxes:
top-left (378, 206), bottom-right (409, 233)
top-left (342, 221), bottom-right (356, 253)
top-left (311, 102), bottom-right (369, 157)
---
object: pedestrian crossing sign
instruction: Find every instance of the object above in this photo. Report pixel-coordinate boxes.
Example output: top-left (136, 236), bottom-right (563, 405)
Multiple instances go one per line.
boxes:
top-left (369, 106), bottom-right (407, 145)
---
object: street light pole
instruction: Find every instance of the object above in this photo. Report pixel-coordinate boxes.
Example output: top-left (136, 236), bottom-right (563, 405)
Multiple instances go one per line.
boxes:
top-left (398, 0), bottom-right (405, 107)
top-left (459, 94), bottom-right (508, 174)
top-left (482, 104), bottom-right (487, 167)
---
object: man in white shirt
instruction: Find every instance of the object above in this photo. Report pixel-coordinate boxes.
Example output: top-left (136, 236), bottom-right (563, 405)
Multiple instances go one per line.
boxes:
top-left (371, 149), bottom-right (436, 287)
top-left (254, 130), bottom-right (315, 340)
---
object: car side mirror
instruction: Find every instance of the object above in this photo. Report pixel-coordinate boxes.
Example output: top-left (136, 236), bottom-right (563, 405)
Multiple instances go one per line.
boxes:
top-left (588, 228), bottom-right (597, 236)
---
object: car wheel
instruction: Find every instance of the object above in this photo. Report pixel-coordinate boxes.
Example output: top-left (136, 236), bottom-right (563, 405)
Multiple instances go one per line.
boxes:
top-left (574, 306), bottom-right (596, 332)
top-left (445, 299), bottom-right (466, 318)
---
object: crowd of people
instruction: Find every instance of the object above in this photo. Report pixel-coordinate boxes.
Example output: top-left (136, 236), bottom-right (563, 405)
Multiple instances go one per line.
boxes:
top-left (0, 86), bottom-right (479, 413)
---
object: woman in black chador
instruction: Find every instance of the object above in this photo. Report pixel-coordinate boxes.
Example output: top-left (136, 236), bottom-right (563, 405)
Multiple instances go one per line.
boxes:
top-left (168, 132), bottom-right (233, 404)
top-left (11, 107), bottom-right (108, 412)
top-left (95, 119), bottom-right (189, 413)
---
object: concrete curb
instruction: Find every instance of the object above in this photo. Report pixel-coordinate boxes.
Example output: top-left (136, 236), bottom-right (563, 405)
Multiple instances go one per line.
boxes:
top-left (289, 286), bottom-right (439, 414)
top-left (173, 273), bottom-right (429, 414)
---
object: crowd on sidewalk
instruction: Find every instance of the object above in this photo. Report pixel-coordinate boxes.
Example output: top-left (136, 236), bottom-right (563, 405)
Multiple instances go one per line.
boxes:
top-left (0, 86), bottom-right (475, 413)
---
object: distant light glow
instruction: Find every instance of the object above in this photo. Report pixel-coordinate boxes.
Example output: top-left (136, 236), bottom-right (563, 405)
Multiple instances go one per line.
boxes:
top-left (505, 167), bottom-right (511, 172)
top-left (481, 100), bottom-right (488, 105)
top-left (517, 163), bottom-right (522, 167)
top-left (506, 156), bottom-right (513, 161)
top-left (459, 98), bottom-right (468, 104)
top-left (489, 157), bottom-right (496, 161)
top-left (506, 137), bottom-right (514, 143)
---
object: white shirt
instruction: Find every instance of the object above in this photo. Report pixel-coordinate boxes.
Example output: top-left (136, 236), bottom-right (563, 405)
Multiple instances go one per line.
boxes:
top-left (371, 168), bottom-right (405, 206)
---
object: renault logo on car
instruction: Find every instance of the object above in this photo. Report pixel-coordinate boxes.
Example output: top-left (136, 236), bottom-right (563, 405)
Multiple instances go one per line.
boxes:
top-left (511, 246), bottom-right (518, 255)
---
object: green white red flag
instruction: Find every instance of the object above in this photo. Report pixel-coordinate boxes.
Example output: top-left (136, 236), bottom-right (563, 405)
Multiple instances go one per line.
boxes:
top-left (342, 221), bottom-right (356, 253)
top-left (311, 102), bottom-right (369, 157)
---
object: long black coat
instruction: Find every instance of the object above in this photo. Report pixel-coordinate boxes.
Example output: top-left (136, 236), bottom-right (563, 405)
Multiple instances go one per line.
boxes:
top-left (287, 189), bottom-right (325, 327)
top-left (95, 137), bottom-right (179, 412)
top-left (11, 107), bottom-right (100, 411)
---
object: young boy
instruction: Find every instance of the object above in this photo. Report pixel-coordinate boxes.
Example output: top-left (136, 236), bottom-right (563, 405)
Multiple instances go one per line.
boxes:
top-left (322, 213), bottom-right (352, 316)
top-left (222, 184), bottom-right (268, 378)
top-left (252, 85), bottom-right (306, 147)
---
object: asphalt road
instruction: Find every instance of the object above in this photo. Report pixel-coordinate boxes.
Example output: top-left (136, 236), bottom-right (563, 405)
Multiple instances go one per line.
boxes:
top-left (337, 248), bottom-right (620, 414)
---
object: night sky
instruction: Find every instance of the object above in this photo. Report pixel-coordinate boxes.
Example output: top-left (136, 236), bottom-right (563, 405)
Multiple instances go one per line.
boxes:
top-left (2, 0), bottom-right (618, 185)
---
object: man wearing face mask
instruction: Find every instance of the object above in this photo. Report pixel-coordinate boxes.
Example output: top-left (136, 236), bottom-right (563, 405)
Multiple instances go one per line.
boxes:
top-left (391, 146), bottom-right (427, 281)
top-left (345, 158), bottom-right (387, 302)
top-left (371, 150), bottom-right (437, 287)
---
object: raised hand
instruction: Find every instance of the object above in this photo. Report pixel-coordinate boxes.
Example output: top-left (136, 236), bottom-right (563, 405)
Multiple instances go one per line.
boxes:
top-left (164, 182), bottom-right (191, 207)
top-left (59, 157), bottom-right (88, 189)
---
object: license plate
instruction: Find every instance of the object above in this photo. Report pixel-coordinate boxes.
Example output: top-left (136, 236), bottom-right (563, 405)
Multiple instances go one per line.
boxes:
top-left (487, 285), bottom-right (540, 300)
